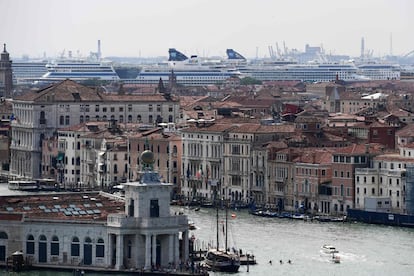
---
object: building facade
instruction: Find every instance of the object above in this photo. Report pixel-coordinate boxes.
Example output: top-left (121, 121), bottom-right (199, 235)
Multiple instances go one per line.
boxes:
top-left (10, 79), bottom-right (180, 179)
top-left (0, 151), bottom-right (189, 271)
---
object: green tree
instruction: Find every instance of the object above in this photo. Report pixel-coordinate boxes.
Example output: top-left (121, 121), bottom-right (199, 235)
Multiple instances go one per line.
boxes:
top-left (240, 77), bottom-right (262, 85)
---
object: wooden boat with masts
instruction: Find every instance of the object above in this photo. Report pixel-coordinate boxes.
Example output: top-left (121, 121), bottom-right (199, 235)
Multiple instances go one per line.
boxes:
top-left (204, 201), bottom-right (240, 272)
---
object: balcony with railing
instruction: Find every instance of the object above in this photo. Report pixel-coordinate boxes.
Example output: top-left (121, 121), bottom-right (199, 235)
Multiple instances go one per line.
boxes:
top-left (355, 168), bottom-right (378, 175)
top-left (107, 214), bottom-right (188, 229)
top-left (379, 169), bottom-right (406, 177)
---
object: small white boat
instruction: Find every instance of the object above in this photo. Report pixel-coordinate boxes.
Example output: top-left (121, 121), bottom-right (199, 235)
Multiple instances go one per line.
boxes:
top-left (188, 221), bottom-right (197, 230)
top-left (321, 245), bottom-right (339, 254)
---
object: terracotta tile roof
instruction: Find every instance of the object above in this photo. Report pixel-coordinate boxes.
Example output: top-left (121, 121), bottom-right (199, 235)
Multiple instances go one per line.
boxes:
top-left (404, 142), bottom-right (414, 149)
top-left (369, 121), bottom-right (393, 128)
top-left (14, 79), bottom-right (177, 103)
top-left (102, 93), bottom-right (177, 102)
top-left (389, 108), bottom-right (414, 117)
top-left (293, 148), bottom-right (335, 164)
top-left (396, 124), bottom-right (414, 137)
top-left (265, 141), bottom-right (288, 149)
top-left (349, 122), bottom-right (370, 128)
top-left (15, 79), bottom-right (104, 102)
top-left (0, 192), bottom-right (124, 221)
top-left (230, 123), bottom-right (295, 134)
top-left (333, 143), bottom-right (385, 155)
top-left (373, 153), bottom-right (414, 163)
top-left (180, 123), bottom-right (236, 133)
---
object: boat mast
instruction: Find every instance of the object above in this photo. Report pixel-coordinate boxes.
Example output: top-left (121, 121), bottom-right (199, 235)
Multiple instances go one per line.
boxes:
top-left (225, 200), bottom-right (228, 253)
top-left (216, 206), bottom-right (219, 251)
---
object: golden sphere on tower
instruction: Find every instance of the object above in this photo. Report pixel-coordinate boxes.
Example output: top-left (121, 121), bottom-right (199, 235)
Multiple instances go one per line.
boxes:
top-left (141, 150), bottom-right (155, 165)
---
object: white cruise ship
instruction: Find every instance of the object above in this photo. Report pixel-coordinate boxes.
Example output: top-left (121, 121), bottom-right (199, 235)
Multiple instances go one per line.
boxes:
top-left (240, 62), bottom-right (365, 82)
top-left (225, 49), bottom-right (366, 83)
top-left (12, 61), bottom-right (48, 84)
top-left (41, 60), bottom-right (120, 82)
top-left (129, 48), bottom-right (241, 86)
top-left (357, 63), bottom-right (400, 80)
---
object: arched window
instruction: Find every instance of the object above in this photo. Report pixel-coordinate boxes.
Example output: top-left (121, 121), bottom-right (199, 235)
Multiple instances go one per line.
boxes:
top-left (119, 115), bottom-right (124, 123)
top-left (71, 237), bottom-right (80, 256)
top-left (51, 236), bottom-right (59, 256)
top-left (103, 115), bottom-right (107, 121)
top-left (59, 115), bottom-right (64, 125)
top-left (96, 238), bottom-right (104, 258)
top-left (137, 115), bottom-right (142, 122)
top-left (80, 115), bottom-right (84, 123)
top-left (85, 237), bottom-right (92, 243)
top-left (173, 145), bottom-right (178, 154)
top-left (128, 115), bottom-right (132, 123)
top-left (26, 234), bottom-right (35, 254)
top-left (0, 232), bottom-right (8, 239)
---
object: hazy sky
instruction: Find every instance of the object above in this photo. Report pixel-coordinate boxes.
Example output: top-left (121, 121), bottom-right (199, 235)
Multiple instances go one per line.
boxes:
top-left (1, 0), bottom-right (413, 59)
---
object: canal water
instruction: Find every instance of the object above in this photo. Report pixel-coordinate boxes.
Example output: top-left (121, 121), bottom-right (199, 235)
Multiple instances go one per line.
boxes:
top-left (184, 207), bottom-right (414, 276)
top-left (1, 184), bottom-right (414, 276)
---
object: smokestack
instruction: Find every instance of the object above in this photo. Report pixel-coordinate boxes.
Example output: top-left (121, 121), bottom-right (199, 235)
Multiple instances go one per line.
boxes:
top-left (97, 40), bottom-right (101, 60)
top-left (360, 37), bottom-right (365, 60)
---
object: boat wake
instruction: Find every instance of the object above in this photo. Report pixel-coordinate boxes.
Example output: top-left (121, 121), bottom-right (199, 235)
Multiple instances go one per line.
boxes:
top-left (337, 252), bottom-right (367, 263)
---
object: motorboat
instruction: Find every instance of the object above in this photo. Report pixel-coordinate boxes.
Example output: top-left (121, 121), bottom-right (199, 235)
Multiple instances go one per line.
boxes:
top-left (321, 245), bottom-right (341, 263)
top-left (321, 245), bottom-right (339, 254)
top-left (188, 221), bottom-right (197, 230)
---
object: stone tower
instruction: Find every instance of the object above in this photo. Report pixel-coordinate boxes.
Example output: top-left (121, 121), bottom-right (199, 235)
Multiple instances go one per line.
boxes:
top-left (106, 150), bottom-right (189, 270)
top-left (0, 44), bottom-right (13, 98)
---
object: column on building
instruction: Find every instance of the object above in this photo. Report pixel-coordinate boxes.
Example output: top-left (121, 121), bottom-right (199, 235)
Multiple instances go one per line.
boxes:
top-left (107, 234), bottom-right (114, 267)
top-left (182, 230), bottom-right (189, 261)
top-left (115, 234), bottom-right (124, 270)
top-left (151, 234), bottom-right (157, 266)
top-left (144, 234), bottom-right (151, 269)
top-left (168, 234), bottom-right (174, 265)
top-left (174, 233), bottom-right (179, 266)
top-left (135, 234), bottom-right (141, 269)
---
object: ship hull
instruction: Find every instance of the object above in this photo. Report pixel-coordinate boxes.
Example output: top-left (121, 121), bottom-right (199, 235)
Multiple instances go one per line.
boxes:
top-left (347, 209), bottom-right (414, 228)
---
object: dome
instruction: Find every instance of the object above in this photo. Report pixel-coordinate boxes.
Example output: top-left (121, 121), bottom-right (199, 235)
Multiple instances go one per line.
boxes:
top-left (141, 150), bottom-right (155, 165)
